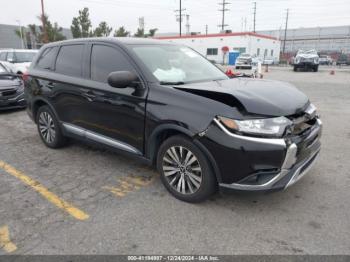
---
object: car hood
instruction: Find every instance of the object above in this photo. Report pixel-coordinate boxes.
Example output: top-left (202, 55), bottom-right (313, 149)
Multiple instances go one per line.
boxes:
top-left (174, 78), bottom-right (309, 117)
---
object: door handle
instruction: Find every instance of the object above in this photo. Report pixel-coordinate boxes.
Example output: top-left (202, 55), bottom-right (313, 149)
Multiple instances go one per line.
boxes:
top-left (47, 82), bottom-right (55, 88)
top-left (81, 90), bottom-right (96, 102)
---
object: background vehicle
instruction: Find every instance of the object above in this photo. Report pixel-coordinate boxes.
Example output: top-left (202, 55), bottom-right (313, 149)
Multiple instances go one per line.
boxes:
top-left (0, 62), bottom-right (26, 110)
top-left (319, 55), bottom-right (333, 65)
top-left (336, 54), bottom-right (350, 65)
top-left (235, 53), bottom-right (253, 69)
top-left (293, 49), bottom-right (319, 72)
top-left (0, 49), bottom-right (38, 74)
top-left (25, 38), bottom-right (322, 202)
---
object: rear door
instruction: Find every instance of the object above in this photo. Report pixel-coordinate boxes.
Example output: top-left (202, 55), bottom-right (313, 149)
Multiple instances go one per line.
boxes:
top-left (49, 43), bottom-right (87, 127)
top-left (70, 43), bottom-right (147, 154)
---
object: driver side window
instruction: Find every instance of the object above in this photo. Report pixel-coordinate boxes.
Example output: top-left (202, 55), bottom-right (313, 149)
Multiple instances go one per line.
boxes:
top-left (90, 44), bottom-right (136, 83)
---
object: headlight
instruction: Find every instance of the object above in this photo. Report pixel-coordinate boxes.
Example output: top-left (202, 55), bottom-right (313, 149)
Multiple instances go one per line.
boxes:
top-left (217, 116), bottom-right (292, 137)
top-left (295, 57), bottom-right (300, 64)
top-left (314, 58), bottom-right (319, 63)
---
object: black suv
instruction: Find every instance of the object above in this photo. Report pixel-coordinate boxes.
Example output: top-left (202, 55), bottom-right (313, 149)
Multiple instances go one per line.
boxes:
top-left (25, 38), bottom-right (322, 202)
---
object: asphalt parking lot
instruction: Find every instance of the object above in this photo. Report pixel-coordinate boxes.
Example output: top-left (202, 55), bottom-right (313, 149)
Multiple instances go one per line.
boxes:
top-left (0, 66), bottom-right (349, 255)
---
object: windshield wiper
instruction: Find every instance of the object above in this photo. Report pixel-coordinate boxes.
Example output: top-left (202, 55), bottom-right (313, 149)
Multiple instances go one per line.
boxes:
top-left (159, 81), bottom-right (185, 85)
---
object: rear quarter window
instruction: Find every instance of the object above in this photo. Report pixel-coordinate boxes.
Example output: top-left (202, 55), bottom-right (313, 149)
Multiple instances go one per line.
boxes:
top-left (36, 47), bottom-right (58, 70)
top-left (0, 52), bottom-right (7, 61)
top-left (55, 44), bottom-right (84, 77)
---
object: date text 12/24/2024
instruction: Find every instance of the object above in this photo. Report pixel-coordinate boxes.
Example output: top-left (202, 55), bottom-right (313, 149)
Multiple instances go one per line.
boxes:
top-left (127, 256), bottom-right (220, 261)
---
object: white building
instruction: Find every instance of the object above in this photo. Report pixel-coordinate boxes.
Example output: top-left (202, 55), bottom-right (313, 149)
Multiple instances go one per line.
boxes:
top-left (155, 32), bottom-right (281, 64)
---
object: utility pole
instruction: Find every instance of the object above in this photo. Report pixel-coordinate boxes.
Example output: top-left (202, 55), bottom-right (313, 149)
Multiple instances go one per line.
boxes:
top-left (253, 2), bottom-right (256, 33)
top-left (40, 0), bottom-right (48, 43)
top-left (185, 15), bottom-right (190, 35)
top-left (282, 9), bottom-right (289, 55)
top-left (218, 0), bottom-right (230, 32)
top-left (16, 20), bottom-right (24, 49)
top-left (139, 17), bottom-right (145, 30)
top-left (174, 0), bottom-right (186, 36)
top-left (205, 24), bottom-right (208, 35)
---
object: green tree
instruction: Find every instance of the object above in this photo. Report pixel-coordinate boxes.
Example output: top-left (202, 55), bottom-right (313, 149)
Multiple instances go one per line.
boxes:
top-left (113, 26), bottom-right (129, 37)
top-left (28, 24), bottom-right (40, 43)
top-left (93, 21), bottom-right (112, 37)
top-left (38, 14), bottom-right (66, 42)
top-left (14, 15), bottom-right (65, 45)
top-left (71, 7), bottom-right (92, 38)
top-left (71, 17), bottom-right (81, 38)
top-left (134, 28), bottom-right (145, 38)
top-left (147, 28), bottom-right (158, 37)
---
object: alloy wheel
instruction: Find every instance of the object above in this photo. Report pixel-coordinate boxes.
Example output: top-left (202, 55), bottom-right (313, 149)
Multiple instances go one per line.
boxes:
top-left (38, 111), bottom-right (56, 144)
top-left (162, 146), bottom-right (202, 194)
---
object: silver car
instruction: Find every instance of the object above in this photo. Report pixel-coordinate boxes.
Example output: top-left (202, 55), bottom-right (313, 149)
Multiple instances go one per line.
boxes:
top-left (235, 53), bottom-right (253, 69)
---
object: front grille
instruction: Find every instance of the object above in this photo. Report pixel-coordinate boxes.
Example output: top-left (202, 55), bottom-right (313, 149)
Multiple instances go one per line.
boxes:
top-left (1, 89), bottom-right (17, 97)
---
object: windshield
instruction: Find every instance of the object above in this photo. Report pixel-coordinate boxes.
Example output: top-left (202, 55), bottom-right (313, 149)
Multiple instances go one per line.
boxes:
top-left (15, 52), bottom-right (36, 63)
top-left (131, 45), bottom-right (228, 84)
top-left (297, 50), bottom-right (317, 55)
top-left (240, 53), bottom-right (251, 57)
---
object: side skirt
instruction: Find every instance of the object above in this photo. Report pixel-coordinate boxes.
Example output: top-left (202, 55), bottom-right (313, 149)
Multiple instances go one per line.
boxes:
top-left (61, 122), bottom-right (142, 156)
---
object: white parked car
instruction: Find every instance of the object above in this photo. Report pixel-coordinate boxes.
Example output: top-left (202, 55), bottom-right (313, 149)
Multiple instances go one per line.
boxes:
top-left (235, 53), bottom-right (253, 69)
top-left (0, 49), bottom-right (38, 74)
top-left (319, 55), bottom-right (333, 65)
top-left (293, 49), bottom-right (319, 72)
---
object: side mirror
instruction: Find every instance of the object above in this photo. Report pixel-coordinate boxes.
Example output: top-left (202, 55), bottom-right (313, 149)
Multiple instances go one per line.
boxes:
top-left (107, 71), bottom-right (139, 89)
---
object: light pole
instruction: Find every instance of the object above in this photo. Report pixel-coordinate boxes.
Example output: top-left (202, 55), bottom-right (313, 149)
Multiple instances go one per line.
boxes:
top-left (16, 20), bottom-right (25, 49)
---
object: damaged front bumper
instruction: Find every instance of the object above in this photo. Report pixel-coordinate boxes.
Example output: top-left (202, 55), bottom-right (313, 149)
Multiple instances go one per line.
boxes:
top-left (0, 92), bottom-right (26, 110)
top-left (199, 118), bottom-right (322, 192)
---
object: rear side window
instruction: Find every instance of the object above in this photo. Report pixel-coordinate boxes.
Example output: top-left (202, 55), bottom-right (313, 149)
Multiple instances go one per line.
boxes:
top-left (36, 47), bottom-right (58, 70)
top-left (7, 52), bottom-right (14, 61)
top-left (90, 45), bottom-right (135, 83)
top-left (55, 45), bottom-right (84, 77)
top-left (0, 52), bottom-right (6, 61)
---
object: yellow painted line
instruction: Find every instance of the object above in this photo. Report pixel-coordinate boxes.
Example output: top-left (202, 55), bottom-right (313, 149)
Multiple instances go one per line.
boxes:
top-left (0, 160), bottom-right (89, 221)
top-left (102, 186), bottom-right (126, 197)
top-left (103, 174), bottom-right (157, 198)
top-left (118, 179), bottom-right (140, 191)
top-left (0, 226), bottom-right (17, 253)
top-left (123, 176), bottom-right (152, 187)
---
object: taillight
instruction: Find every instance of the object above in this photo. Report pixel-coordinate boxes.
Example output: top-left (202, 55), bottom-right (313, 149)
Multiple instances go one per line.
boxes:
top-left (22, 71), bottom-right (29, 82)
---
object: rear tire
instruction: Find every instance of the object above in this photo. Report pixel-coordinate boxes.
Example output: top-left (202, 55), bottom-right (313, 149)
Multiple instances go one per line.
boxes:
top-left (157, 135), bottom-right (217, 203)
top-left (36, 105), bottom-right (67, 148)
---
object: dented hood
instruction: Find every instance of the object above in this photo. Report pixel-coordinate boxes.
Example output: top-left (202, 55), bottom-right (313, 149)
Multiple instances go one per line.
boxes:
top-left (175, 78), bottom-right (309, 116)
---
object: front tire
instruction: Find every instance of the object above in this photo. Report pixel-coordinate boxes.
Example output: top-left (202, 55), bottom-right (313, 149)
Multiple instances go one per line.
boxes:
top-left (36, 105), bottom-right (67, 148)
top-left (313, 65), bottom-right (319, 72)
top-left (293, 66), bottom-right (298, 72)
top-left (157, 135), bottom-right (217, 203)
